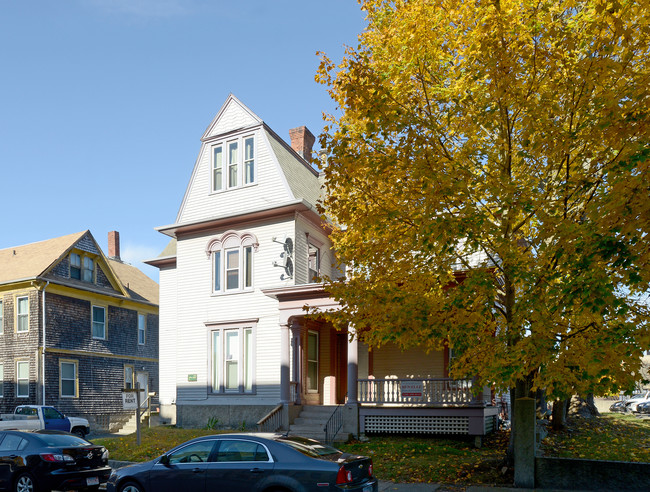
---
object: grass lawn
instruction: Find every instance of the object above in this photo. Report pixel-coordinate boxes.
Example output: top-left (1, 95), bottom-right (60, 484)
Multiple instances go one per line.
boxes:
top-left (90, 412), bottom-right (649, 486)
top-left (540, 413), bottom-right (650, 462)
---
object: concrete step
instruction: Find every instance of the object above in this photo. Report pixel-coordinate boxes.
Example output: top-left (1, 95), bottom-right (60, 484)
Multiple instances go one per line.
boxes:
top-left (288, 405), bottom-right (344, 444)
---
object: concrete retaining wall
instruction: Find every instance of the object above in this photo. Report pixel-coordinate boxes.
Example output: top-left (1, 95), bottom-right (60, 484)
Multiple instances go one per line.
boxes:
top-left (536, 456), bottom-right (650, 491)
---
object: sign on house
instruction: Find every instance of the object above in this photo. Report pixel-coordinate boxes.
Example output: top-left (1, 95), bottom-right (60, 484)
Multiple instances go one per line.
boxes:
top-left (400, 381), bottom-right (423, 397)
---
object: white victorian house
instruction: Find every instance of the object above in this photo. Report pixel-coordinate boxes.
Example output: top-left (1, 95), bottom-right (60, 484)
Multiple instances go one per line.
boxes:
top-left (147, 95), bottom-right (497, 442)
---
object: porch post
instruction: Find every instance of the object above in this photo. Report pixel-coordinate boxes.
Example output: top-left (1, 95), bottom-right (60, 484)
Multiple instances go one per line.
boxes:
top-left (290, 320), bottom-right (302, 405)
top-left (280, 323), bottom-right (291, 430)
top-left (347, 327), bottom-right (358, 404)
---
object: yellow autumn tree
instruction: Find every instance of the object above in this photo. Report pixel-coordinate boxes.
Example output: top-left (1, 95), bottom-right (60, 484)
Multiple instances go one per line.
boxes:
top-left (316, 0), bottom-right (650, 400)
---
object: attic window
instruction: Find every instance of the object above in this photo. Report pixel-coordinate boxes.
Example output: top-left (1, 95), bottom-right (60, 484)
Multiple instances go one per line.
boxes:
top-left (70, 253), bottom-right (81, 279)
top-left (212, 135), bottom-right (255, 192)
top-left (70, 253), bottom-right (95, 284)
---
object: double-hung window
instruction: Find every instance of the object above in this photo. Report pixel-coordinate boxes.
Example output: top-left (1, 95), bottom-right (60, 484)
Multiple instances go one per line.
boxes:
top-left (208, 231), bottom-right (258, 294)
top-left (83, 257), bottom-right (95, 282)
top-left (70, 252), bottom-right (96, 284)
top-left (16, 361), bottom-right (29, 398)
top-left (307, 331), bottom-right (319, 392)
top-left (60, 360), bottom-right (78, 398)
top-left (138, 314), bottom-right (146, 345)
top-left (211, 324), bottom-right (254, 394)
top-left (211, 135), bottom-right (256, 192)
top-left (0, 363), bottom-right (3, 397)
top-left (92, 306), bottom-right (106, 339)
top-left (16, 296), bottom-right (29, 333)
top-left (70, 253), bottom-right (81, 279)
top-left (308, 243), bottom-right (321, 283)
top-left (0, 300), bottom-right (3, 335)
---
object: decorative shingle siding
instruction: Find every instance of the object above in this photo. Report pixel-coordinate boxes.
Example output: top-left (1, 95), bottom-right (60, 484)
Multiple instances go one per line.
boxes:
top-left (51, 257), bottom-right (70, 278)
top-left (0, 290), bottom-right (40, 410)
top-left (76, 234), bottom-right (99, 255)
top-left (95, 265), bottom-right (113, 289)
top-left (44, 353), bottom-right (158, 416)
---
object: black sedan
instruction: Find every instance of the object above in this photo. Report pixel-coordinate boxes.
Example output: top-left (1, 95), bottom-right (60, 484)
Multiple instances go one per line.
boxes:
top-left (0, 430), bottom-right (110, 492)
top-left (106, 433), bottom-right (377, 492)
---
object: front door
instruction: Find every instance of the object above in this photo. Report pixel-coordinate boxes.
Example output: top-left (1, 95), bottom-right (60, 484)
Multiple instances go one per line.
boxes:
top-left (136, 372), bottom-right (149, 408)
top-left (336, 333), bottom-right (348, 404)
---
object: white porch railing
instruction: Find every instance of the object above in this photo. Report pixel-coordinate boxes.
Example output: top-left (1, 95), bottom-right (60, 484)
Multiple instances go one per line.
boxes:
top-left (358, 378), bottom-right (488, 406)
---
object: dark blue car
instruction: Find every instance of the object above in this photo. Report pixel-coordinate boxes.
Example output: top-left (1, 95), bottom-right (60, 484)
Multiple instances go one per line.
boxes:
top-left (107, 433), bottom-right (377, 492)
top-left (0, 430), bottom-right (110, 492)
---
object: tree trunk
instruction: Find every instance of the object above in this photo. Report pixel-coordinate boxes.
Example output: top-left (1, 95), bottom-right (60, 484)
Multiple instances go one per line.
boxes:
top-left (552, 398), bottom-right (567, 430)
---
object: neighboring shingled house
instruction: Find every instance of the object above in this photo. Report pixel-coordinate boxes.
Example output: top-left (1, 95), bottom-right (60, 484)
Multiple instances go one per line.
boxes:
top-left (0, 230), bottom-right (159, 431)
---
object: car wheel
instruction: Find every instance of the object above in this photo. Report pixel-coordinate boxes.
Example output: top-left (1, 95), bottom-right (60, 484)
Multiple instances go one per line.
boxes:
top-left (72, 427), bottom-right (86, 439)
top-left (119, 481), bottom-right (144, 492)
top-left (14, 473), bottom-right (38, 492)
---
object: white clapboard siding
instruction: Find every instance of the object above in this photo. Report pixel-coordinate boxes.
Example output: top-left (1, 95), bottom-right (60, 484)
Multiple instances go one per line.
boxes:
top-left (174, 219), bottom-right (296, 403)
top-left (158, 265), bottom-right (178, 406)
top-left (203, 96), bottom-right (261, 139)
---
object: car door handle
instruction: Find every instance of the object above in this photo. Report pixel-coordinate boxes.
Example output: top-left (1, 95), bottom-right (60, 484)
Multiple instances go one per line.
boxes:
top-left (192, 468), bottom-right (204, 473)
top-left (250, 468), bottom-right (265, 474)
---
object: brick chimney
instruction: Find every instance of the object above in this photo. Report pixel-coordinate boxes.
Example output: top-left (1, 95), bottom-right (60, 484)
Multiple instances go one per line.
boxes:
top-left (289, 126), bottom-right (315, 162)
top-left (108, 231), bottom-right (120, 260)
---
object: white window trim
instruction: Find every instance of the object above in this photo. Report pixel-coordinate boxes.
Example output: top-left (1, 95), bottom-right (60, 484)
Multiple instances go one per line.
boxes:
top-left (92, 305), bottom-right (107, 340)
top-left (138, 314), bottom-right (146, 345)
top-left (208, 321), bottom-right (256, 395)
top-left (210, 133), bottom-right (257, 193)
top-left (59, 359), bottom-right (78, 398)
top-left (16, 295), bottom-right (29, 333)
top-left (16, 361), bottom-right (29, 398)
top-left (0, 299), bottom-right (3, 335)
top-left (307, 330), bottom-right (319, 393)
top-left (206, 231), bottom-right (259, 294)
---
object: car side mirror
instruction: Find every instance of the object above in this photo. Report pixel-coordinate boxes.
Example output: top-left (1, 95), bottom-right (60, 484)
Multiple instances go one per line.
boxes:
top-left (159, 455), bottom-right (170, 466)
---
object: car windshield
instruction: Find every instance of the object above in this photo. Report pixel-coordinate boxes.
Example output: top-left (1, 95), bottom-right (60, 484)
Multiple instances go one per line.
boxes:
top-left (277, 436), bottom-right (342, 458)
top-left (33, 434), bottom-right (90, 447)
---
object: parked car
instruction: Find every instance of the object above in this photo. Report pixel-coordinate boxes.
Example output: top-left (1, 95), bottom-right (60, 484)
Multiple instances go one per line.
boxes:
top-left (609, 400), bottom-right (627, 412)
top-left (106, 433), bottom-right (377, 492)
top-left (0, 429), bottom-right (110, 492)
top-left (0, 406), bottom-right (90, 438)
top-left (636, 400), bottom-right (650, 415)
top-left (625, 391), bottom-right (650, 413)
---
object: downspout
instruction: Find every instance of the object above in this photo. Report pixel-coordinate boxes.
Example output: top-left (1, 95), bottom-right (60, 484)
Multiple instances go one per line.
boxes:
top-left (41, 281), bottom-right (50, 405)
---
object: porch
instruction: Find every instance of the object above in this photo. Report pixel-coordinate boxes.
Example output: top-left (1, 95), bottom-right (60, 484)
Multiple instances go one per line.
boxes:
top-left (262, 284), bottom-right (498, 439)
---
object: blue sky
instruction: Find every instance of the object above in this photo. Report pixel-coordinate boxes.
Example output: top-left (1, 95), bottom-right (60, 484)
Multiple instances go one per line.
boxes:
top-left (0, 0), bottom-right (365, 281)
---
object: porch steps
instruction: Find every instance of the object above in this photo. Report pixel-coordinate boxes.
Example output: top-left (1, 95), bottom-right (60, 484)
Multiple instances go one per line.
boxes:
top-left (289, 405), bottom-right (346, 443)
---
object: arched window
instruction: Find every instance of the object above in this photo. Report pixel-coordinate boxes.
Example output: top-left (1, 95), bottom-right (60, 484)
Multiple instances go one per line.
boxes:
top-left (206, 231), bottom-right (259, 293)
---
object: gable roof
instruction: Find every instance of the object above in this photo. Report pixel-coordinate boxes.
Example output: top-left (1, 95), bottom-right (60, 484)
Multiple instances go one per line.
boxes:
top-left (0, 231), bottom-right (158, 306)
top-left (108, 258), bottom-right (159, 304)
top-left (0, 231), bottom-right (87, 284)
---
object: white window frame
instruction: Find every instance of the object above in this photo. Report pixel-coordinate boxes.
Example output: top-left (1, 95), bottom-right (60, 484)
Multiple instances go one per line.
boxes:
top-left (307, 331), bottom-right (319, 393)
top-left (0, 300), bottom-right (3, 335)
top-left (16, 361), bottom-right (29, 398)
top-left (308, 243), bottom-right (321, 283)
top-left (60, 359), bottom-right (78, 398)
top-left (209, 322), bottom-right (255, 395)
top-left (16, 296), bottom-right (29, 333)
top-left (210, 134), bottom-right (256, 193)
top-left (92, 305), bottom-right (106, 340)
top-left (138, 314), bottom-right (146, 345)
top-left (207, 231), bottom-right (258, 294)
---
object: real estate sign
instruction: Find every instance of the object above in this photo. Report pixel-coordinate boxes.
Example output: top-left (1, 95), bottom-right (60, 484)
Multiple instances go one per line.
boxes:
top-left (400, 380), bottom-right (423, 397)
